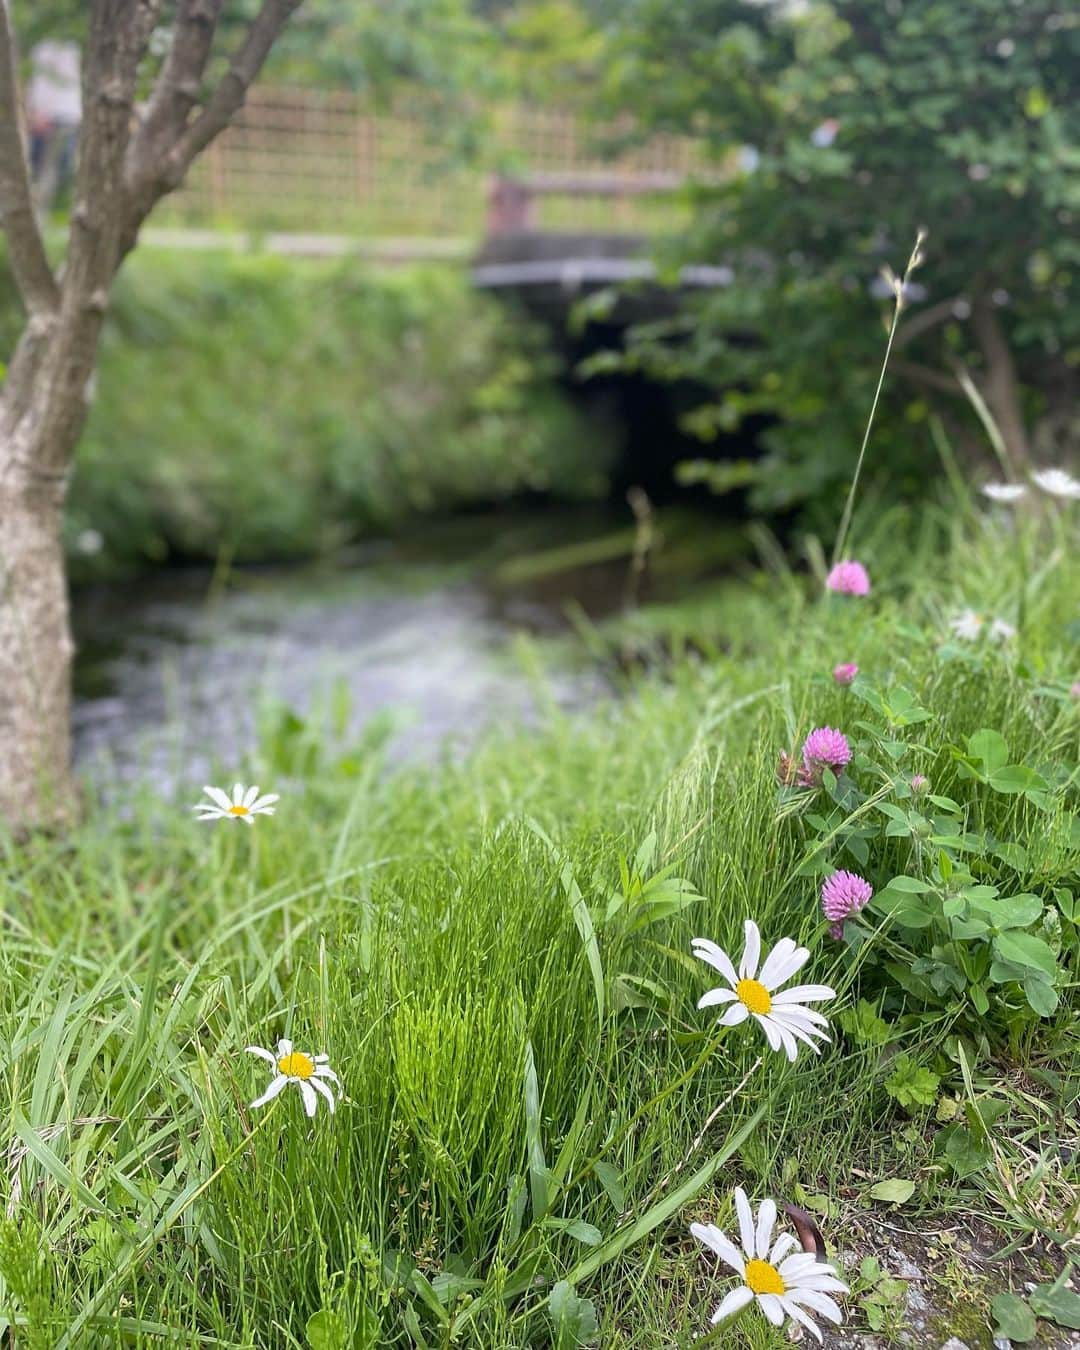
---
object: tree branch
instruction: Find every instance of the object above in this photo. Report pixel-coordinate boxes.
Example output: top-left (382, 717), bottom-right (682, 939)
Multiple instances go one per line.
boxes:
top-left (170, 0), bottom-right (302, 171)
top-left (0, 0), bottom-right (59, 316)
top-left (128, 0), bottom-right (224, 179)
top-left (891, 359), bottom-right (964, 397)
top-left (893, 294), bottom-right (967, 350)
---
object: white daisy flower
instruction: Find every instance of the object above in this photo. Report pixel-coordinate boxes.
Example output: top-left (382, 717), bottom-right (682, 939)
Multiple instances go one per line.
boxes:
top-left (1031, 467), bottom-right (1080, 500)
top-left (245, 1039), bottom-right (339, 1117)
top-left (950, 608), bottom-right (985, 640)
top-left (949, 610), bottom-right (1015, 643)
top-left (193, 782), bottom-right (279, 824)
top-left (691, 1187), bottom-right (849, 1342)
top-left (692, 920), bottom-right (835, 1062)
top-left (981, 482), bottom-right (1026, 503)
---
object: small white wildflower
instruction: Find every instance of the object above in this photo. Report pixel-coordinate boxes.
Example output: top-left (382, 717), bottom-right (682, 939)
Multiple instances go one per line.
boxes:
top-left (981, 482), bottom-right (1026, 503)
top-left (949, 610), bottom-right (1015, 642)
top-left (1031, 468), bottom-right (1080, 500)
top-left (691, 1187), bottom-right (849, 1341)
top-left (246, 1039), bottom-right (339, 1117)
top-left (692, 920), bottom-right (835, 1062)
top-left (193, 783), bottom-right (279, 824)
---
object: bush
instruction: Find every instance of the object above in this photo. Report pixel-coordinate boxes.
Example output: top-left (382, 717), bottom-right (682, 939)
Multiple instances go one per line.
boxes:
top-left (0, 248), bottom-right (612, 577)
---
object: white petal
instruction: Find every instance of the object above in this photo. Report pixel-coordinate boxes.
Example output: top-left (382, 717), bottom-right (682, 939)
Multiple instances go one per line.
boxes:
top-left (782, 1298), bottom-right (824, 1342)
top-left (769, 1004), bottom-right (831, 1031)
top-left (690, 1223), bottom-right (746, 1276)
top-left (314, 1064), bottom-right (340, 1085)
top-left (733, 1189), bottom-right (755, 1259)
top-left (771, 984), bottom-right (835, 1005)
top-left (759, 940), bottom-right (807, 990)
top-left (772, 1018), bottom-right (799, 1062)
top-left (768, 1014), bottom-right (826, 1055)
top-left (298, 1080), bottom-right (318, 1116)
top-left (709, 1285), bottom-right (753, 1325)
top-left (740, 920), bottom-right (761, 980)
top-left (204, 786), bottom-right (232, 811)
top-left (249, 1075), bottom-right (288, 1109)
top-left (691, 939), bottom-right (739, 988)
top-left (309, 1075), bottom-right (336, 1112)
top-left (717, 1002), bottom-right (749, 1027)
top-left (789, 1289), bottom-right (844, 1323)
top-left (698, 987), bottom-right (739, 1008)
top-left (755, 1013), bottom-right (783, 1054)
top-left (241, 813), bottom-right (255, 825)
top-left (778, 1252), bottom-right (821, 1278)
top-left (755, 1198), bottom-right (776, 1260)
top-left (757, 1292), bottom-right (785, 1326)
top-left (232, 783), bottom-right (245, 805)
top-left (245, 1045), bottom-right (276, 1064)
top-left (277, 1038), bottom-right (292, 1056)
top-left (770, 1233), bottom-right (799, 1264)
top-left (250, 793), bottom-right (280, 812)
top-left (243, 784), bottom-right (260, 807)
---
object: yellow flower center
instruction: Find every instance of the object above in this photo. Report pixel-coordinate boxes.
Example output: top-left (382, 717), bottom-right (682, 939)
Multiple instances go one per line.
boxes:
top-left (736, 978), bottom-right (772, 1015)
top-left (278, 1051), bottom-right (315, 1079)
top-left (228, 804), bottom-right (249, 816)
top-left (745, 1258), bottom-right (785, 1296)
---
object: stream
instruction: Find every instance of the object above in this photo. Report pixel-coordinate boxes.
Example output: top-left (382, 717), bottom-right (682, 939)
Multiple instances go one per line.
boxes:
top-left (71, 511), bottom-right (634, 787)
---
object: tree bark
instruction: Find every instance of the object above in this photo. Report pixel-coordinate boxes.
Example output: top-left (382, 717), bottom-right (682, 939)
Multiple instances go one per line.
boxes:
top-left (0, 444), bottom-right (76, 828)
top-left (970, 293), bottom-right (1030, 474)
top-left (0, 0), bottom-right (301, 833)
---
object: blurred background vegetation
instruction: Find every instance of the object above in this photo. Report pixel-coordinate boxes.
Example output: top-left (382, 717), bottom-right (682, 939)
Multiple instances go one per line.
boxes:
top-left (4, 0), bottom-right (1077, 576)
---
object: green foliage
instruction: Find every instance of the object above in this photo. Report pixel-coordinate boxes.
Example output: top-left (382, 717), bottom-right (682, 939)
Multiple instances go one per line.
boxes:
top-left (991, 1292), bottom-right (1037, 1343)
top-left (883, 1055), bottom-right (940, 1111)
top-left (600, 0), bottom-right (1080, 522)
top-left (50, 252), bottom-right (611, 578)
top-left (0, 498), bottom-right (1075, 1343)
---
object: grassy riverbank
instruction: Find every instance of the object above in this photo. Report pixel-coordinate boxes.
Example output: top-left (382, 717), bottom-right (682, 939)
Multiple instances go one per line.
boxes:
top-left (2, 490), bottom-right (1077, 1346)
top-left (0, 247), bottom-right (612, 581)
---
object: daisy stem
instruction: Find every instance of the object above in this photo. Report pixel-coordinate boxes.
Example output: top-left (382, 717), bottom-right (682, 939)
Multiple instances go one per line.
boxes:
top-left (692, 1301), bottom-right (754, 1347)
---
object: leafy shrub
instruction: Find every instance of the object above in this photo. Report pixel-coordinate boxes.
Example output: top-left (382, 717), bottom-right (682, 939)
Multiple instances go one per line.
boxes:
top-left (0, 250), bottom-right (613, 577)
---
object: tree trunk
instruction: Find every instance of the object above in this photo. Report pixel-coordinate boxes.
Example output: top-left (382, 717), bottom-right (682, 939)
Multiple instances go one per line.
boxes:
top-left (971, 294), bottom-right (1030, 474)
top-left (0, 446), bottom-right (76, 830)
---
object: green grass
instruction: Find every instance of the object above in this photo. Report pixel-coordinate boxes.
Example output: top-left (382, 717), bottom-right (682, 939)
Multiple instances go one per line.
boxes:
top-left (1, 497), bottom-right (1077, 1347)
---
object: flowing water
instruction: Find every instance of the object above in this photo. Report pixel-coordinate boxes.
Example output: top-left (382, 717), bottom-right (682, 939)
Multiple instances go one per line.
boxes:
top-left (71, 511), bottom-right (633, 788)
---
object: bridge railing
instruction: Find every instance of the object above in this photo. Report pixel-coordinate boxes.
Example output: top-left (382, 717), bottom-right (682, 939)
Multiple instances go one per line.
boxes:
top-left (486, 171), bottom-right (687, 235)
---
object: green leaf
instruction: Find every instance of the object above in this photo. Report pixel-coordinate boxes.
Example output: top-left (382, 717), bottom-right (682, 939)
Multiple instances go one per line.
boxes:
top-left (542, 1217), bottom-right (603, 1247)
top-left (305, 1310), bottom-right (349, 1350)
top-left (523, 1041), bottom-right (550, 1220)
top-left (592, 1161), bottom-right (625, 1212)
top-left (548, 1281), bottom-right (598, 1347)
top-left (992, 930), bottom-right (1057, 977)
top-left (983, 894), bottom-right (1043, 929)
top-left (883, 875), bottom-right (932, 893)
top-left (885, 1055), bottom-right (940, 1109)
top-left (1023, 975), bottom-right (1059, 1016)
top-left (967, 729), bottom-right (1009, 773)
top-left (991, 1293), bottom-right (1036, 1343)
top-left (988, 765), bottom-right (1049, 796)
top-left (943, 1126), bottom-right (990, 1179)
top-left (868, 1179), bottom-right (915, 1204)
top-left (1030, 1283), bottom-right (1080, 1330)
